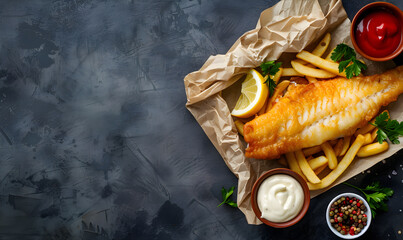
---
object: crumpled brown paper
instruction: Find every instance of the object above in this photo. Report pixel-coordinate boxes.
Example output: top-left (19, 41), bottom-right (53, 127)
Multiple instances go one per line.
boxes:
top-left (184, 0), bottom-right (401, 225)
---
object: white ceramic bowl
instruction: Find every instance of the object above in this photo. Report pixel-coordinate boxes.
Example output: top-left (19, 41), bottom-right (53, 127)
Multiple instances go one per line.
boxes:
top-left (326, 193), bottom-right (372, 239)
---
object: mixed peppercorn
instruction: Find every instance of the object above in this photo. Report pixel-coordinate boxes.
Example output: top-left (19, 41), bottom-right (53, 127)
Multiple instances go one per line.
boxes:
top-left (329, 196), bottom-right (368, 236)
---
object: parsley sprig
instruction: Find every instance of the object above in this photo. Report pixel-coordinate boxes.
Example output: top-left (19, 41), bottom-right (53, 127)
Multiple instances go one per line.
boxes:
top-left (370, 112), bottom-right (403, 144)
top-left (330, 43), bottom-right (367, 79)
top-left (260, 61), bottom-right (282, 96)
top-left (344, 182), bottom-right (394, 218)
top-left (217, 186), bottom-right (237, 207)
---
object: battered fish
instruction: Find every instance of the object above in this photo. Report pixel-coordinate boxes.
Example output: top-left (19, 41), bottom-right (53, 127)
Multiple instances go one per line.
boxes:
top-left (244, 66), bottom-right (403, 160)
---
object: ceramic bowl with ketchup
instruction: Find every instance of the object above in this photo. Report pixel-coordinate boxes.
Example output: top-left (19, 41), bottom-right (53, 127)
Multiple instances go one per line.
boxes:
top-left (351, 2), bottom-right (403, 61)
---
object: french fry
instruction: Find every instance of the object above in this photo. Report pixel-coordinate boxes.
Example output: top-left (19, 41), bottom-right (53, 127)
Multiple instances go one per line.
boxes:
top-left (263, 75), bottom-right (268, 83)
top-left (339, 136), bottom-right (351, 156)
top-left (273, 67), bottom-right (283, 84)
top-left (291, 60), bottom-right (336, 78)
top-left (308, 156), bottom-right (328, 170)
top-left (300, 61), bottom-right (316, 68)
top-left (266, 80), bottom-right (290, 112)
top-left (311, 33), bottom-right (331, 57)
top-left (325, 47), bottom-right (335, 61)
top-left (257, 75), bottom-right (270, 115)
top-left (314, 164), bottom-right (328, 175)
top-left (357, 141), bottom-right (389, 157)
top-left (305, 76), bottom-right (317, 83)
top-left (293, 59), bottom-right (310, 66)
top-left (258, 100), bottom-right (268, 115)
top-left (334, 138), bottom-right (344, 156)
top-left (363, 133), bottom-right (373, 145)
top-left (282, 67), bottom-right (304, 77)
top-left (237, 117), bottom-right (251, 124)
top-left (354, 123), bottom-right (376, 136)
top-left (234, 120), bottom-right (244, 136)
top-left (308, 134), bottom-right (366, 190)
top-left (294, 33), bottom-right (331, 66)
top-left (321, 141), bottom-right (338, 169)
top-left (285, 152), bottom-right (307, 181)
top-left (278, 155), bottom-right (288, 167)
top-left (303, 145), bottom-right (322, 156)
top-left (371, 128), bottom-right (378, 142)
top-left (295, 60), bottom-right (315, 68)
top-left (258, 85), bottom-right (269, 115)
top-left (295, 150), bottom-right (321, 184)
top-left (296, 50), bottom-right (346, 77)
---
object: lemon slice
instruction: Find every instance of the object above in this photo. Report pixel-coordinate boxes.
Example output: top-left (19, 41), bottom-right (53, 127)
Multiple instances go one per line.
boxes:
top-left (231, 69), bottom-right (268, 118)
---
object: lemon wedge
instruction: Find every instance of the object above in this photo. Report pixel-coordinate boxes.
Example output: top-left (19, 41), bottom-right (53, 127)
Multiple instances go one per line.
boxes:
top-left (231, 69), bottom-right (268, 118)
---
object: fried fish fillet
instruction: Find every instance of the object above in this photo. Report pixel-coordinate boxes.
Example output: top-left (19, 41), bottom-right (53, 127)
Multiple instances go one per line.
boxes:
top-left (244, 66), bottom-right (403, 160)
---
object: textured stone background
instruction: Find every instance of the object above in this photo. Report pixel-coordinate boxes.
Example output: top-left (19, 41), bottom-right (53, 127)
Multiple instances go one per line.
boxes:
top-left (0, 0), bottom-right (402, 239)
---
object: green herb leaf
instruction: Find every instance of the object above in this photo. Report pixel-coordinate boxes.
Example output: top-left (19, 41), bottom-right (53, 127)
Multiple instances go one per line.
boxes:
top-left (227, 200), bottom-right (238, 207)
top-left (265, 77), bottom-right (277, 97)
top-left (345, 62), bottom-right (356, 79)
top-left (260, 61), bottom-right (282, 96)
top-left (355, 58), bottom-right (367, 71)
top-left (376, 129), bottom-right (388, 144)
top-left (363, 181), bottom-right (381, 191)
top-left (343, 181), bottom-right (394, 218)
top-left (380, 187), bottom-right (394, 197)
top-left (331, 44), bottom-right (346, 62)
top-left (331, 43), bottom-right (356, 62)
top-left (345, 59), bottom-right (367, 79)
top-left (260, 61), bottom-right (275, 75)
top-left (225, 186), bottom-right (234, 201)
top-left (370, 112), bottom-right (403, 144)
top-left (330, 43), bottom-right (367, 79)
top-left (366, 192), bottom-right (387, 203)
top-left (217, 186), bottom-right (237, 208)
top-left (374, 111), bottom-right (389, 124)
top-left (260, 61), bottom-right (282, 76)
top-left (270, 62), bottom-right (282, 76)
top-left (363, 181), bottom-right (394, 197)
top-left (338, 59), bottom-right (350, 73)
top-left (221, 187), bottom-right (227, 201)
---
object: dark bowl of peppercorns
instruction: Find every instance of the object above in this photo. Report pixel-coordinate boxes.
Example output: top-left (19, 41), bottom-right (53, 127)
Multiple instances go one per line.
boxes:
top-left (326, 193), bottom-right (372, 239)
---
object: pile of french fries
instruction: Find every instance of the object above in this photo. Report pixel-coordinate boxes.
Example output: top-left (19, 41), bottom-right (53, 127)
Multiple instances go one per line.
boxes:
top-left (283, 111), bottom-right (389, 190)
top-left (233, 33), bottom-right (390, 190)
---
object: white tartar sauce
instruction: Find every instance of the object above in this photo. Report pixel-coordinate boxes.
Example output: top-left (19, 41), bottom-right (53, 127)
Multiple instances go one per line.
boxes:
top-left (257, 174), bottom-right (304, 223)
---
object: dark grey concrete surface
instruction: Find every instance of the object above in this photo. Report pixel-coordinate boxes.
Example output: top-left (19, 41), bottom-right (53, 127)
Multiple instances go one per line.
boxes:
top-left (0, 0), bottom-right (402, 239)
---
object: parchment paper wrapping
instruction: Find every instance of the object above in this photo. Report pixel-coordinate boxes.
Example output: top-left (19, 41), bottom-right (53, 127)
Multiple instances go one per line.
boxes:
top-left (184, 0), bottom-right (402, 225)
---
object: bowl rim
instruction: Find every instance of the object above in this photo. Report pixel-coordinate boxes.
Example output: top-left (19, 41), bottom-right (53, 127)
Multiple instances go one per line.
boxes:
top-left (326, 192), bottom-right (372, 239)
top-left (350, 1), bottom-right (403, 61)
top-left (250, 168), bottom-right (310, 228)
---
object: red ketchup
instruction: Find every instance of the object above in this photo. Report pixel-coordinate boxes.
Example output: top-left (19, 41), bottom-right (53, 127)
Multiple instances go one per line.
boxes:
top-left (355, 9), bottom-right (401, 58)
